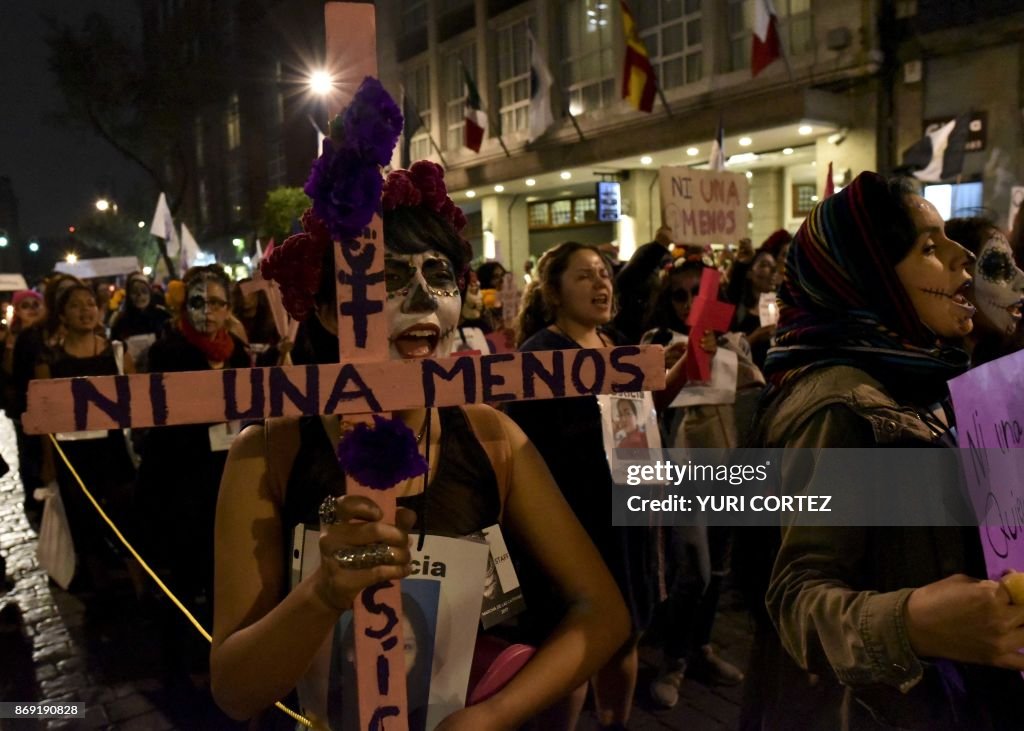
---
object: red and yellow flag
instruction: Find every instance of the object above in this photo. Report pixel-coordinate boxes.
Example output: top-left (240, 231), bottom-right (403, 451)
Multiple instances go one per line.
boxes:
top-left (620, 1), bottom-right (657, 113)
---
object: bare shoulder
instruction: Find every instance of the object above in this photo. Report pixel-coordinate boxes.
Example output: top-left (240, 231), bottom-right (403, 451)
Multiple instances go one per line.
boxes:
top-left (226, 417), bottom-right (303, 504)
top-left (461, 404), bottom-right (526, 446)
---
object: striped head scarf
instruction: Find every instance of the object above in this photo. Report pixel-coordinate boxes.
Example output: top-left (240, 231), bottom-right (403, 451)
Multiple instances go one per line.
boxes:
top-left (763, 171), bottom-right (968, 405)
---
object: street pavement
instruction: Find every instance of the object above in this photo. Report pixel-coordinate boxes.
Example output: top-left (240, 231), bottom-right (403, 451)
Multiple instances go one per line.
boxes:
top-left (0, 413), bottom-right (753, 730)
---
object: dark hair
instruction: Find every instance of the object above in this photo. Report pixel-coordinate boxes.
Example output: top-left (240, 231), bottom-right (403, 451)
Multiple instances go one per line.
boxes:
top-left (43, 273), bottom-right (83, 334)
top-left (476, 261), bottom-right (507, 289)
top-left (651, 260), bottom-right (705, 333)
top-left (314, 205), bottom-right (470, 309)
top-left (616, 398), bottom-right (638, 416)
top-left (183, 265), bottom-right (233, 306)
top-left (725, 249), bottom-right (774, 308)
top-left (880, 176), bottom-right (921, 266)
top-left (55, 283), bottom-right (96, 321)
top-left (945, 215), bottom-right (1000, 256)
top-left (515, 241), bottom-right (611, 346)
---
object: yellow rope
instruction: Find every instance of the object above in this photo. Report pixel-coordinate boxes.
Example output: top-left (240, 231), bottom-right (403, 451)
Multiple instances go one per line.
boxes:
top-left (47, 434), bottom-right (312, 728)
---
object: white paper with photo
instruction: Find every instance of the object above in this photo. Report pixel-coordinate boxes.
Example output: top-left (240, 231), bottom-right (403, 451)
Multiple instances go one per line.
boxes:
top-left (668, 332), bottom-right (739, 408)
top-left (599, 392), bottom-right (663, 485)
top-left (290, 526), bottom-right (489, 730)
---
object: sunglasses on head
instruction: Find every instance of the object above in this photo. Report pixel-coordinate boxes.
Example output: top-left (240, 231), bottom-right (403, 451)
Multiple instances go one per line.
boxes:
top-left (17, 300), bottom-right (41, 309)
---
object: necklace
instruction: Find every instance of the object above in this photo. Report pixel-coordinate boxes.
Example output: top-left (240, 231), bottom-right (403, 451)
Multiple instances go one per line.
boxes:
top-left (415, 410), bottom-right (430, 443)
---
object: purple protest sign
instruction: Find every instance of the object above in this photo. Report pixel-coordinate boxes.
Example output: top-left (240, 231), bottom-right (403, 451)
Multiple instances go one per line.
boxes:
top-left (948, 350), bottom-right (1024, 581)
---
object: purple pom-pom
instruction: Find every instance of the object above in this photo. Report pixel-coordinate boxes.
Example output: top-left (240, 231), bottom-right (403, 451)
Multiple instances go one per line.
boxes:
top-left (343, 77), bottom-right (403, 167)
top-left (336, 415), bottom-right (428, 490)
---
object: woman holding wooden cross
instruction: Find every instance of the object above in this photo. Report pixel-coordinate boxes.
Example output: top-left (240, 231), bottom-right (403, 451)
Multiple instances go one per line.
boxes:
top-left (210, 79), bottom-right (627, 730)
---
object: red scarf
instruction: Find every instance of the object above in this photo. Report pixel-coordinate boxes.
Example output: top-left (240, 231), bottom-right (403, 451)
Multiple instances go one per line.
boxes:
top-left (179, 312), bottom-right (236, 363)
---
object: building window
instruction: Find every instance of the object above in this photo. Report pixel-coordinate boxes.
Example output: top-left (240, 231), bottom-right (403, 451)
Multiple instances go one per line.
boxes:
top-left (528, 195), bottom-right (600, 230)
top-left (226, 94), bottom-right (241, 151)
top-left (776, 0), bottom-right (813, 56)
top-left (637, 0), bottom-right (703, 89)
top-left (404, 63), bottom-right (432, 161)
top-left (267, 138), bottom-right (286, 189)
top-left (791, 183), bottom-right (816, 217)
top-left (198, 179), bottom-right (209, 227)
top-left (727, 0), bottom-right (752, 72)
top-left (444, 44), bottom-right (477, 152)
top-left (729, 0), bottom-right (813, 71)
top-left (561, 0), bottom-right (615, 114)
top-left (194, 116), bottom-right (204, 169)
top-left (401, 0), bottom-right (427, 35)
top-left (227, 157), bottom-right (244, 223)
top-left (497, 18), bottom-right (531, 135)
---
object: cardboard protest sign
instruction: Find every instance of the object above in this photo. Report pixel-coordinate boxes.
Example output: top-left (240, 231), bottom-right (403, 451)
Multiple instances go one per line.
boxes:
top-left (54, 256), bottom-right (141, 279)
top-left (660, 167), bottom-right (749, 246)
top-left (948, 351), bottom-right (1024, 580)
top-left (0, 274), bottom-right (29, 291)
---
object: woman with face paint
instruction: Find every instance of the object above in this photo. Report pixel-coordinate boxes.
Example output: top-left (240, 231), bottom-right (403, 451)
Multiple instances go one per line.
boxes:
top-left (211, 163), bottom-right (627, 730)
top-left (752, 173), bottom-right (1024, 729)
top-left (134, 265), bottom-right (252, 679)
top-left (945, 217), bottom-right (1024, 366)
top-left (109, 272), bottom-right (171, 372)
top-left (34, 283), bottom-right (140, 594)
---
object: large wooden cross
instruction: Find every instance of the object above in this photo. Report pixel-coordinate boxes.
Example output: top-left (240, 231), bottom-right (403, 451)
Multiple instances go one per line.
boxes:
top-left (24, 5), bottom-right (664, 729)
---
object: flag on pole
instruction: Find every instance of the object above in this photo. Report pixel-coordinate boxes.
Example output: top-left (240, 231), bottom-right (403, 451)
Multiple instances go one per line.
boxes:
top-left (527, 29), bottom-right (554, 143)
top-left (708, 118), bottom-right (726, 172)
top-left (180, 223), bottom-right (201, 271)
top-left (824, 162), bottom-right (835, 198)
top-left (463, 68), bottom-right (487, 152)
top-left (150, 193), bottom-right (180, 257)
top-left (310, 116), bottom-right (326, 157)
top-left (752, 0), bottom-right (782, 77)
top-left (401, 86), bottom-right (425, 167)
top-left (900, 115), bottom-right (970, 182)
top-left (620, 1), bottom-right (657, 113)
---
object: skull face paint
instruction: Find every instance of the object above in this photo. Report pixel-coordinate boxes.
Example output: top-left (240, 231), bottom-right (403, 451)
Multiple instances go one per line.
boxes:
top-left (970, 230), bottom-right (1024, 337)
top-left (185, 280), bottom-right (230, 335)
top-left (894, 196), bottom-right (975, 339)
top-left (128, 278), bottom-right (151, 310)
top-left (384, 250), bottom-right (461, 360)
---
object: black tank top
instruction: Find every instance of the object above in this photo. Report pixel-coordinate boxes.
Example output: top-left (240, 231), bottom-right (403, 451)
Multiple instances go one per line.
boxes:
top-left (282, 407), bottom-right (501, 543)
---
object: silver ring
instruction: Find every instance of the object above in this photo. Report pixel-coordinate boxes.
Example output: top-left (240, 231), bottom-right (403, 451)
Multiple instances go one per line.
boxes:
top-left (332, 543), bottom-right (396, 570)
top-left (319, 496), bottom-right (338, 526)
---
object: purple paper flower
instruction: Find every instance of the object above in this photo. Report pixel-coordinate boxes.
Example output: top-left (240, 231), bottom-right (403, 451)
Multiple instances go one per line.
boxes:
top-left (303, 77), bottom-right (402, 242)
top-left (343, 77), bottom-right (403, 167)
top-left (336, 415), bottom-right (428, 490)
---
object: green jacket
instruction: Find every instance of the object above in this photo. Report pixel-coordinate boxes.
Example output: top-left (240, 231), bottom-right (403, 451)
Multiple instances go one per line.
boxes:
top-left (758, 365), bottom-right (1022, 730)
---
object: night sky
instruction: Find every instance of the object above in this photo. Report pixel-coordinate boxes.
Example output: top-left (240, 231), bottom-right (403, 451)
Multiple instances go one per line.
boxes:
top-left (0, 1), bottom-right (148, 241)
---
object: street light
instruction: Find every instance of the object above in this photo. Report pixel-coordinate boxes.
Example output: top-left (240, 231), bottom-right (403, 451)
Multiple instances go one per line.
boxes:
top-left (138, 221), bottom-right (145, 228)
top-left (0, 235), bottom-right (8, 248)
top-left (66, 253), bottom-right (78, 264)
top-left (28, 241), bottom-right (39, 253)
top-left (232, 238), bottom-right (245, 248)
top-left (95, 198), bottom-right (111, 212)
top-left (308, 69), bottom-right (334, 96)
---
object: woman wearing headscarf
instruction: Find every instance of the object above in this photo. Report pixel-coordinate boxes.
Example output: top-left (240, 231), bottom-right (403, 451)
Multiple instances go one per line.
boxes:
top-left (753, 173), bottom-right (1024, 729)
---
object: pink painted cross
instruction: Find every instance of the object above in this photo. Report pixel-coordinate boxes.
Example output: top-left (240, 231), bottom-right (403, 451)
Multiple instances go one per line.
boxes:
top-left (684, 267), bottom-right (735, 382)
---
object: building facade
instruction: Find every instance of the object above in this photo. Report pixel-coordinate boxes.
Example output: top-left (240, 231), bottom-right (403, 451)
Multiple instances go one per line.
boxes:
top-left (140, 0), bottom-right (1024, 273)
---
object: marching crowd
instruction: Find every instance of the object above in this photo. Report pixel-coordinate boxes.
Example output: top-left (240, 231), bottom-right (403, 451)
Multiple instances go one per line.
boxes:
top-left (4, 92), bottom-right (1024, 728)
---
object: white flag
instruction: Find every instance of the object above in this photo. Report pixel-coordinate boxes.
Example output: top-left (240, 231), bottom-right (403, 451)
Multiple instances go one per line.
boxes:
top-left (253, 239), bottom-right (264, 267)
top-left (527, 29), bottom-right (554, 143)
top-left (150, 193), bottom-right (181, 257)
top-left (180, 223), bottom-right (201, 271)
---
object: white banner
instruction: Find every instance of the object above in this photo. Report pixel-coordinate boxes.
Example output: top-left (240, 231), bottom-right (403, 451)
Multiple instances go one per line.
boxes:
top-left (55, 257), bottom-right (141, 279)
